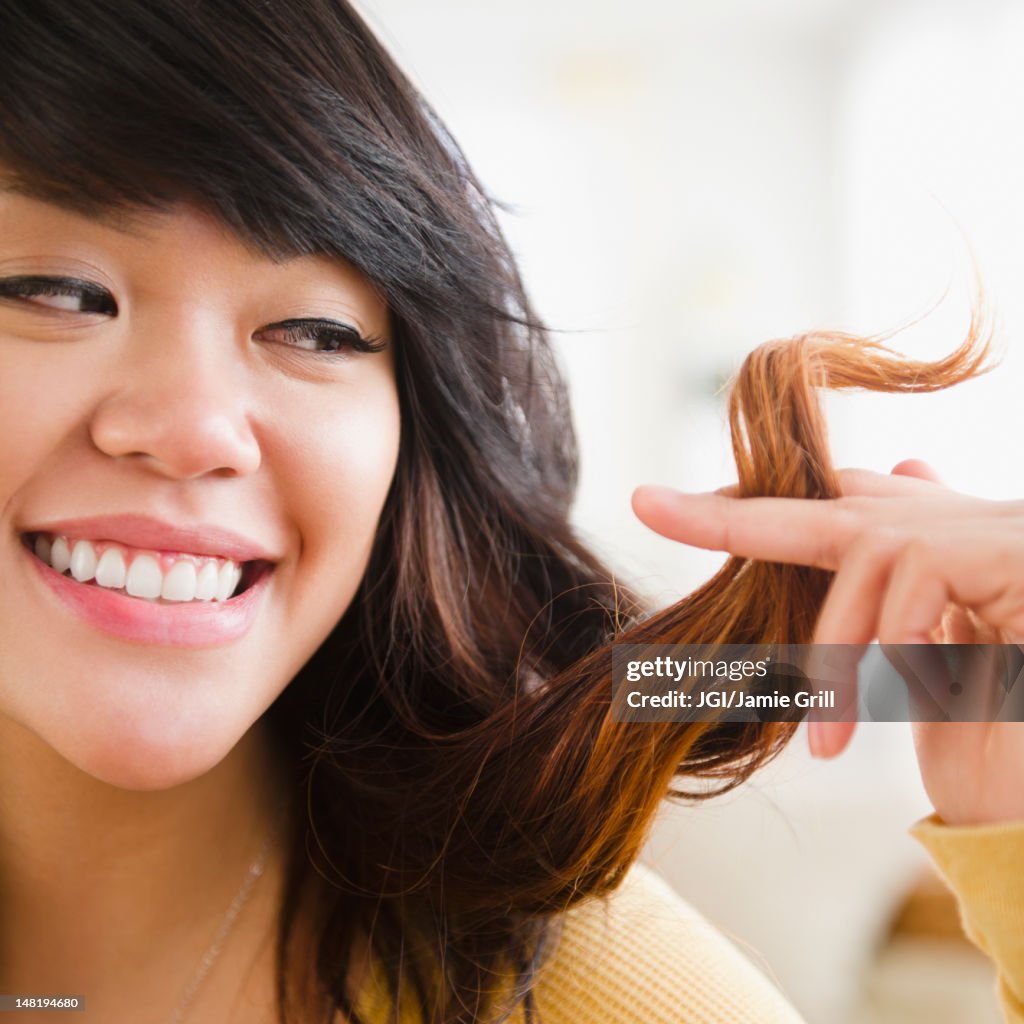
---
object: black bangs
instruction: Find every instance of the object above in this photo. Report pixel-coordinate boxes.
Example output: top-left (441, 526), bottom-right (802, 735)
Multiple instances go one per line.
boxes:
top-left (0, 0), bottom-right (505, 325)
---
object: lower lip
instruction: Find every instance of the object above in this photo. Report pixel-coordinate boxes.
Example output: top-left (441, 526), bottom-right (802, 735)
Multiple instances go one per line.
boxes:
top-left (24, 543), bottom-right (272, 648)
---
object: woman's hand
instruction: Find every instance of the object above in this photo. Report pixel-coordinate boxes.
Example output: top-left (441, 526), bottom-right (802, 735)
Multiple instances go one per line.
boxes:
top-left (631, 461), bottom-right (1024, 827)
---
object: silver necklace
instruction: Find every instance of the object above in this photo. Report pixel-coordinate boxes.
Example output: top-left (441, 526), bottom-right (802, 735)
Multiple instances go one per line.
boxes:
top-left (168, 815), bottom-right (282, 1024)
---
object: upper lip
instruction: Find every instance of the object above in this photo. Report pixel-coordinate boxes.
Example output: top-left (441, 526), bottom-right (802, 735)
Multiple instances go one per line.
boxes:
top-left (21, 514), bottom-right (279, 563)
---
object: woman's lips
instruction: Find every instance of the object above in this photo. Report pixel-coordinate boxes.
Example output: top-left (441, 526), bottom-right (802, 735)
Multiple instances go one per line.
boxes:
top-left (22, 538), bottom-right (274, 649)
top-left (20, 513), bottom-right (278, 564)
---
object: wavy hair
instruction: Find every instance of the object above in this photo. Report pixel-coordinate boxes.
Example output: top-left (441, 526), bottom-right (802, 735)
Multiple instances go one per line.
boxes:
top-left (0, 1), bottom-right (996, 1021)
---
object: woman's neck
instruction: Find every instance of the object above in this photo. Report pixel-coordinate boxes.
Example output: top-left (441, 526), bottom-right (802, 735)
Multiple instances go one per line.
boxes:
top-left (0, 715), bottom-right (292, 1022)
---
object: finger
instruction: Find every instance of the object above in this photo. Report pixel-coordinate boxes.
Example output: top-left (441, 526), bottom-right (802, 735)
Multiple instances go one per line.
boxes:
top-left (805, 534), bottom-right (910, 758)
top-left (805, 520), bottom-right (942, 757)
top-left (839, 465), bottom-right (953, 497)
top-left (879, 642), bottom-right (967, 723)
top-left (812, 523), bottom-right (1024, 645)
top-left (812, 528), bottom-right (908, 644)
top-left (631, 483), bottom-right (1003, 571)
top-left (804, 643), bottom-right (863, 758)
top-left (680, 467), bottom-right (953, 501)
top-left (808, 719), bottom-right (856, 758)
top-left (630, 486), bottom-right (855, 569)
top-left (814, 526), bottom-right (1024, 724)
top-left (704, 475), bottom-right (937, 499)
top-left (890, 458), bottom-right (945, 485)
top-left (878, 531), bottom-right (1024, 721)
top-left (877, 526), bottom-right (1024, 644)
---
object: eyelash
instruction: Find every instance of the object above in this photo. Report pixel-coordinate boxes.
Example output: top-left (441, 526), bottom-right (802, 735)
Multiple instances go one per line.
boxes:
top-left (264, 318), bottom-right (387, 356)
top-left (0, 275), bottom-right (117, 315)
top-left (0, 276), bottom-right (387, 357)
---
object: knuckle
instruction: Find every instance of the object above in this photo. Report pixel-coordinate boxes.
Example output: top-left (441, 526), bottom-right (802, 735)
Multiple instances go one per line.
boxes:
top-left (834, 495), bottom-right (870, 515)
top-left (846, 523), bottom-right (908, 563)
top-left (897, 535), bottom-right (942, 566)
top-left (824, 504), bottom-right (863, 557)
top-left (996, 498), bottom-right (1024, 523)
top-left (876, 622), bottom-right (911, 647)
top-left (835, 468), bottom-right (877, 493)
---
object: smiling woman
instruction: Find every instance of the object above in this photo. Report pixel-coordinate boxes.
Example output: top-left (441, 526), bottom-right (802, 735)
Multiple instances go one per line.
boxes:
top-left (0, 194), bottom-right (400, 740)
top-left (2, 3), bottom-right (1024, 1024)
top-left (0, 1), bottom-right (645, 1020)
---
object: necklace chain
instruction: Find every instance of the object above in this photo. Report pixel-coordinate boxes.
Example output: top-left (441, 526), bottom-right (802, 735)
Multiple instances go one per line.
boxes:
top-left (168, 813), bottom-right (283, 1024)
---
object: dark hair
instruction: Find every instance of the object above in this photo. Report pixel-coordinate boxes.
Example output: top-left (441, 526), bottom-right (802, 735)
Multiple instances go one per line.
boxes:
top-left (0, 3), bottom-right (996, 1023)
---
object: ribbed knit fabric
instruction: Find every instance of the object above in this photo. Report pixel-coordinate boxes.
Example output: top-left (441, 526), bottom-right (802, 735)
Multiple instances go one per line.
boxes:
top-left (353, 863), bottom-right (805, 1023)
top-left (911, 813), bottom-right (1024, 1024)
top-left (354, 817), bottom-right (1024, 1023)
top-left (523, 864), bottom-right (804, 1024)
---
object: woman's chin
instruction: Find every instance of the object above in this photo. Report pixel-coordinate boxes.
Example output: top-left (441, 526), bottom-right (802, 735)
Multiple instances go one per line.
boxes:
top-left (80, 742), bottom-right (234, 792)
top-left (0, 654), bottom-right (282, 791)
top-left (37, 711), bottom-right (249, 792)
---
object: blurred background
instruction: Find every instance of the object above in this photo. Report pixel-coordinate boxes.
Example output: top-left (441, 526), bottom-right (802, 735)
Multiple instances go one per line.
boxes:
top-left (359, 1), bottom-right (1023, 1021)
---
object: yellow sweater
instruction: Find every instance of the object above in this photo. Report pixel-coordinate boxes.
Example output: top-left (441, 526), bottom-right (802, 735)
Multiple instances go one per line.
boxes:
top-left (355, 815), bottom-right (1024, 1023)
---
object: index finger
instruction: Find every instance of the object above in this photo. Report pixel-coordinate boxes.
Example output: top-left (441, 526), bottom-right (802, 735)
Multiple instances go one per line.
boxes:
top-left (631, 485), bottom-right (856, 570)
top-left (711, 466), bottom-right (957, 500)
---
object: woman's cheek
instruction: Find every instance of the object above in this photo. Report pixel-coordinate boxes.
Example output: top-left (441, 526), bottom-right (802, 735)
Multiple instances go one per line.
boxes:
top-left (0, 348), bottom-right (88, 490)
top-left (283, 380), bottom-right (401, 574)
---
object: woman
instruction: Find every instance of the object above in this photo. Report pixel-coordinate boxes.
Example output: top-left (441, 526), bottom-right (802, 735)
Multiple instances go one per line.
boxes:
top-left (0, 1), bottom-right (1021, 1022)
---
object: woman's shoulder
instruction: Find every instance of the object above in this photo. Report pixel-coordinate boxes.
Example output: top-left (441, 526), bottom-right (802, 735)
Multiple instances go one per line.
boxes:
top-left (526, 861), bottom-right (806, 1024)
top-left (351, 862), bottom-right (806, 1024)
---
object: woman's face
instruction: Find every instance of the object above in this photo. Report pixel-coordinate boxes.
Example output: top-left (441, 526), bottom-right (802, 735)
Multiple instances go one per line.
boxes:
top-left (0, 186), bottom-right (401, 789)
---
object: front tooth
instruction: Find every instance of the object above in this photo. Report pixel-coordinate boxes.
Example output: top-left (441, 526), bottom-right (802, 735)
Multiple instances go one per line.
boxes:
top-left (94, 548), bottom-right (127, 590)
top-left (34, 535), bottom-right (52, 563)
top-left (215, 562), bottom-right (242, 602)
top-left (195, 561), bottom-right (219, 601)
top-left (125, 554), bottom-right (163, 600)
top-left (70, 540), bottom-right (98, 582)
top-left (162, 562), bottom-right (198, 602)
top-left (50, 536), bottom-right (72, 574)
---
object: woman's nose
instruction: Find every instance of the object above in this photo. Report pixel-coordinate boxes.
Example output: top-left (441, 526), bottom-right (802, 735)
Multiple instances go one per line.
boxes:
top-left (88, 320), bottom-right (262, 480)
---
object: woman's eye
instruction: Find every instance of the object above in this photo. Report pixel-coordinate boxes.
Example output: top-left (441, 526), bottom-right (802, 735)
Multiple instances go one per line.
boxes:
top-left (259, 318), bottom-right (387, 357)
top-left (0, 276), bottom-right (118, 315)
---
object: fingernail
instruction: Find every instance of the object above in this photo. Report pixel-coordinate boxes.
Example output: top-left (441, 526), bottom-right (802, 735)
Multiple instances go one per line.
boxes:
top-left (634, 484), bottom-right (713, 501)
top-left (633, 485), bottom-right (686, 506)
top-left (808, 721), bottom-right (824, 758)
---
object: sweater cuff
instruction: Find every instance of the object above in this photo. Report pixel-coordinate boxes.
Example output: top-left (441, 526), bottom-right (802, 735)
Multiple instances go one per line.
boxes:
top-left (910, 812), bottom-right (1024, 1018)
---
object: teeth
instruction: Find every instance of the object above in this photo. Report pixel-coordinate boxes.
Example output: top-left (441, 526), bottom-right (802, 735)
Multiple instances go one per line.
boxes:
top-left (34, 534), bottom-right (52, 563)
top-left (50, 536), bottom-right (71, 574)
top-left (31, 534), bottom-right (247, 604)
top-left (125, 554), bottom-right (163, 600)
top-left (95, 547), bottom-right (127, 589)
top-left (195, 561), bottom-right (219, 601)
top-left (216, 562), bottom-right (242, 603)
top-left (161, 561), bottom-right (197, 602)
top-left (70, 539), bottom-right (98, 583)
